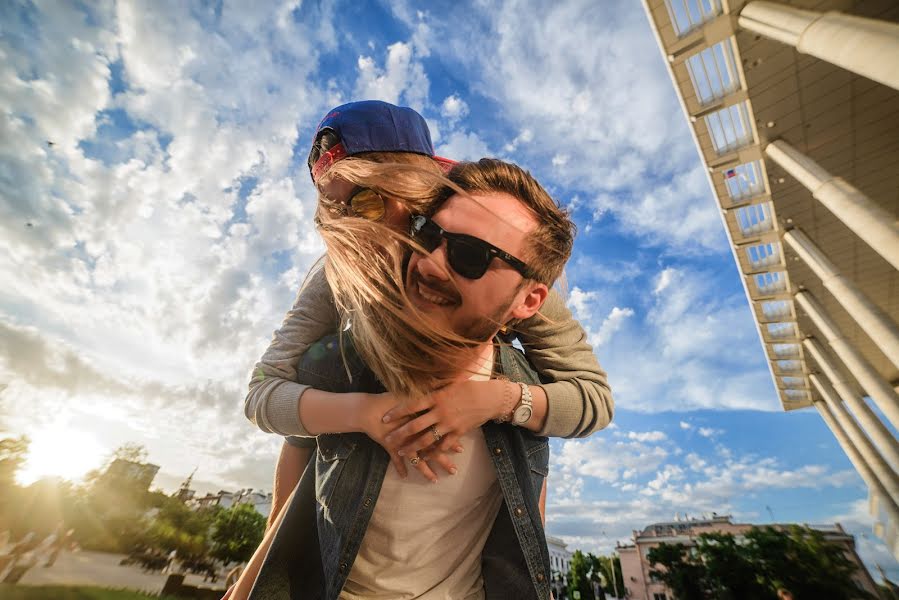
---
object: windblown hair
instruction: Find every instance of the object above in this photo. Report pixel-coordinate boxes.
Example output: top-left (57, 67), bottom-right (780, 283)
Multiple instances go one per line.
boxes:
top-left (313, 150), bottom-right (574, 398)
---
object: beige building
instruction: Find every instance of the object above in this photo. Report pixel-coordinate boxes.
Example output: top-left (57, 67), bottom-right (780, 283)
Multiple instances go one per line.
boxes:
top-left (618, 514), bottom-right (878, 599)
top-left (641, 0), bottom-right (899, 557)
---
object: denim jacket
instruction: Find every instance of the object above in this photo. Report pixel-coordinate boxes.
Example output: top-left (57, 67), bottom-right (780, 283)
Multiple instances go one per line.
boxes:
top-left (251, 335), bottom-right (551, 600)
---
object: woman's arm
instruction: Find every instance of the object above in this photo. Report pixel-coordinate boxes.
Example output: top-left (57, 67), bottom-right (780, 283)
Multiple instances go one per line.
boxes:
top-left (244, 260), bottom-right (340, 436)
top-left (516, 287), bottom-right (614, 438)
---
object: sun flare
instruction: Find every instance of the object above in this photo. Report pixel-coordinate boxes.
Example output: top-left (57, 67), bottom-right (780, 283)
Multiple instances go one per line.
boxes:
top-left (16, 425), bottom-right (107, 486)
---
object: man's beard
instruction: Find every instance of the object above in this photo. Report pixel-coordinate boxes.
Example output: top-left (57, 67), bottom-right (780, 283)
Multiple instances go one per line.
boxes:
top-left (453, 286), bottom-right (522, 342)
top-left (407, 267), bottom-right (522, 343)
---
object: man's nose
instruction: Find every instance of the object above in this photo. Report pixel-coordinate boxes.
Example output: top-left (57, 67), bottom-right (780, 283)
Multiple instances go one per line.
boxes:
top-left (415, 242), bottom-right (451, 281)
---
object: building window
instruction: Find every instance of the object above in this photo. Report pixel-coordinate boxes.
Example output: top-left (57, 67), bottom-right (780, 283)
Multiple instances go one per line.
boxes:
top-left (654, 594), bottom-right (668, 600)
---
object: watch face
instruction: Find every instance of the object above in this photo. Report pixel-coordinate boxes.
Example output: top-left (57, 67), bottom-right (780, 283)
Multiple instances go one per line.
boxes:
top-left (513, 405), bottom-right (533, 424)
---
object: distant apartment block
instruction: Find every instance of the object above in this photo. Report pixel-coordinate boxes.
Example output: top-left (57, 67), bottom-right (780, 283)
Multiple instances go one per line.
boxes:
top-left (618, 514), bottom-right (878, 600)
top-left (193, 488), bottom-right (273, 518)
top-left (642, 0), bottom-right (899, 557)
top-left (96, 458), bottom-right (160, 492)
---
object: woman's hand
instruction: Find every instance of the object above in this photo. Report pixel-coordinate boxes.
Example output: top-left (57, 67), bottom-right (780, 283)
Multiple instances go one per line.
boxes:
top-left (381, 379), bottom-right (508, 458)
top-left (358, 392), bottom-right (460, 483)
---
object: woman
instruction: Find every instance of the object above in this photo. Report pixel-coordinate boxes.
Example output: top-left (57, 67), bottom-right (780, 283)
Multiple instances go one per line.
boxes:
top-left (246, 100), bottom-right (612, 485)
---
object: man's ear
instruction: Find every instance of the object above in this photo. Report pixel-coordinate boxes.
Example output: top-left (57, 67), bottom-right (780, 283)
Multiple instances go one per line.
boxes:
top-left (509, 283), bottom-right (549, 321)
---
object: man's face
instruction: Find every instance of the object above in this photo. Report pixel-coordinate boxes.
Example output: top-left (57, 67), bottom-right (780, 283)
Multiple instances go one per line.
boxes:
top-left (405, 191), bottom-right (545, 341)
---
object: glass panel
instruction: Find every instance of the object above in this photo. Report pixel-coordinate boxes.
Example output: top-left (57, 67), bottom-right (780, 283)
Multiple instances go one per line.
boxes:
top-left (767, 322), bottom-right (797, 339)
top-left (724, 160), bottom-right (766, 202)
top-left (704, 101), bottom-right (754, 154)
top-left (772, 343), bottom-right (800, 358)
top-left (761, 300), bottom-right (792, 320)
top-left (665, 0), bottom-right (724, 37)
top-left (686, 40), bottom-right (740, 105)
top-left (755, 271), bottom-right (786, 295)
top-left (777, 359), bottom-right (802, 373)
top-left (746, 242), bottom-right (781, 270)
top-left (737, 203), bottom-right (774, 238)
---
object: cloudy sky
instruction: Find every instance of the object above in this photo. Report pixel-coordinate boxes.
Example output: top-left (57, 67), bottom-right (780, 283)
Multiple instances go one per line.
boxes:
top-left (2, 0), bottom-right (896, 581)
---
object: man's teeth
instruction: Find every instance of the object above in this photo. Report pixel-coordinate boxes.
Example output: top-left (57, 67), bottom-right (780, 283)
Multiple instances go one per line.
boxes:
top-left (418, 282), bottom-right (451, 305)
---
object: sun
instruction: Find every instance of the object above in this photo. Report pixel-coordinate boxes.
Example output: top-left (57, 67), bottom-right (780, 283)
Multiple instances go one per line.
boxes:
top-left (17, 424), bottom-right (107, 486)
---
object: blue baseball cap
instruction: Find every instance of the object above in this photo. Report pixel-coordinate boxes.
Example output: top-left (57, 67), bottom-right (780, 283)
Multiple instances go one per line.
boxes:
top-left (310, 100), bottom-right (454, 182)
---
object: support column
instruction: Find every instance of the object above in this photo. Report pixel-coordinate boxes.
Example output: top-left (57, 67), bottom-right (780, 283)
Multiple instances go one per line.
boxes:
top-left (796, 291), bottom-right (899, 432)
top-left (766, 140), bottom-right (899, 271)
top-left (814, 399), bottom-right (899, 542)
top-left (810, 374), bottom-right (899, 508)
top-left (803, 337), bottom-right (899, 469)
top-left (739, 1), bottom-right (899, 92)
top-left (784, 228), bottom-right (899, 370)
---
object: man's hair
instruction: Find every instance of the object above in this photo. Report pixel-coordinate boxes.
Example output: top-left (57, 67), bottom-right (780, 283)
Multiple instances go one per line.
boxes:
top-left (435, 158), bottom-right (575, 286)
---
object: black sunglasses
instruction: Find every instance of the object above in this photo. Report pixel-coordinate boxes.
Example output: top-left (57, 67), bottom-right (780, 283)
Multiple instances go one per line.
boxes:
top-left (410, 215), bottom-right (537, 280)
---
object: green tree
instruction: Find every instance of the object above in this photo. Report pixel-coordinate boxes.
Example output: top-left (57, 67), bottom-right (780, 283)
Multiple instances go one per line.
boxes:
top-left (596, 554), bottom-right (624, 598)
top-left (210, 503), bottom-right (265, 565)
top-left (695, 532), bottom-right (773, 600)
top-left (647, 543), bottom-right (708, 600)
top-left (0, 435), bottom-right (29, 487)
top-left (746, 526), bottom-right (874, 600)
top-left (143, 496), bottom-right (219, 560)
top-left (0, 436), bottom-right (30, 530)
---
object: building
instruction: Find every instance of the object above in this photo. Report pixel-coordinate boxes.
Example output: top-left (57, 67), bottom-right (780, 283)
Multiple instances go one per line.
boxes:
top-left (193, 488), bottom-right (273, 518)
top-left (547, 535), bottom-right (573, 598)
top-left (642, 0), bottom-right (899, 557)
top-left (95, 458), bottom-right (160, 492)
top-left (618, 514), bottom-right (878, 600)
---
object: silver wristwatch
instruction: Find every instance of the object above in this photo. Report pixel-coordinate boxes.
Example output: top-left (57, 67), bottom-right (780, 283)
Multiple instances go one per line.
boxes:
top-left (511, 382), bottom-right (533, 425)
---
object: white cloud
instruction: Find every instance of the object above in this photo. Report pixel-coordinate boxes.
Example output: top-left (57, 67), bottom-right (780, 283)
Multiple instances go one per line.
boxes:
top-left (680, 421), bottom-right (693, 430)
top-left (435, 129), bottom-right (491, 161)
top-left (355, 41), bottom-right (429, 111)
top-left (553, 437), bottom-right (669, 484)
top-left (698, 426), bottom-right (723, 438)
top-left (440, 94), bottom-right (469, 121)
top-left (627, 430), bottom-right (667, 443)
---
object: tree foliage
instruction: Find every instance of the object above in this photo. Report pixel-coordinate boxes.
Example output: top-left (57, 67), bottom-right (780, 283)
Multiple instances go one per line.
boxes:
top-left (646, 526), bottom-right (874, 600)
top-left (0, 435), bottom-right (29, 488)
top-left (567, 550), bottom-right (605, 600)
top-left (596, 554), bottom-right (625, 598)
top-left (210, 502), bottom-right (265, 565)
top-left (141, 496), bottom-right (219, 560)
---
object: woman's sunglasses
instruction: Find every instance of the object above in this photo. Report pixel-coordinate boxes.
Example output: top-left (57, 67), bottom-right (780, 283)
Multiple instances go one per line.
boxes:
top-left (409, 215), bottom-right (537, 281)
top-left (322, 187), bottom-right (388, 221)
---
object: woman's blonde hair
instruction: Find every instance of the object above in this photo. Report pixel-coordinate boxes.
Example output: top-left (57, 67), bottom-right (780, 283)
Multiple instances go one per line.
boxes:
top-left (316, 155), bottom-right (480, 398)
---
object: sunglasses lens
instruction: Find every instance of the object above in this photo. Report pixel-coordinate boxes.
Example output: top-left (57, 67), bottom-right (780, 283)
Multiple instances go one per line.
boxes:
top-left (349, 189), bottom-right (386, 221)
top-left (412, 218), bottom-right (443, 252)
top-left (448, 237), bottom-right (490, 279)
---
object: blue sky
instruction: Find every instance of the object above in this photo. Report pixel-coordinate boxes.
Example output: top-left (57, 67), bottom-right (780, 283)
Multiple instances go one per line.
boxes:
top-left (1, 0), bottom-right (896, 581)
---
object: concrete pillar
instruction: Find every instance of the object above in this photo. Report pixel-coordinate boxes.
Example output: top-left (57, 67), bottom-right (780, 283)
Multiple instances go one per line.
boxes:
top-left (739, 1), bottom-right (899, 92)
top-left (796, 291), bottom-right (899, 432)
top-left (803, 337), bottom-right (899, 469)
top-left (814, 399), bottom-right (899, 539)
top-left (810, 374), bottom-right (899, 508)
top-left (766, 140), bottom-right (899, 272)
top-left (784, 228), bottom-right (899, 371)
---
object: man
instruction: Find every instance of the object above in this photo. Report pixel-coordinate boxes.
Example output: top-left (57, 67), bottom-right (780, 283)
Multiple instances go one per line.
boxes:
top-left (237, 158), bottom-right (576, 599)
top-left (248, 101), bottom-right (610, 531)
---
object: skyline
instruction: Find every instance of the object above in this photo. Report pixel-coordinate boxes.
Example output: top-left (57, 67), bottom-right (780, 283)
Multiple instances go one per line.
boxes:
top-left (1, 0), bottom-right (897, 582)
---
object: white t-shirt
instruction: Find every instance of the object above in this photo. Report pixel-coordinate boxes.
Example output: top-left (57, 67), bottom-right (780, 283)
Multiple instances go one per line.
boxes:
top-left (341, 354), bottom-right (502, 600)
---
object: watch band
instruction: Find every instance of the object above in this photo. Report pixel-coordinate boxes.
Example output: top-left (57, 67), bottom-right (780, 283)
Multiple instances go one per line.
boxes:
top-left (512, 382), bottom-right (533, 425)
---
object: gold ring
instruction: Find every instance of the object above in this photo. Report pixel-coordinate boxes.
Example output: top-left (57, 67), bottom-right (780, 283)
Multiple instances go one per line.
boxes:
top-left (430, 425), bottom-right (442, 442)
top-left (409, 455), bottom-right (420, 466)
